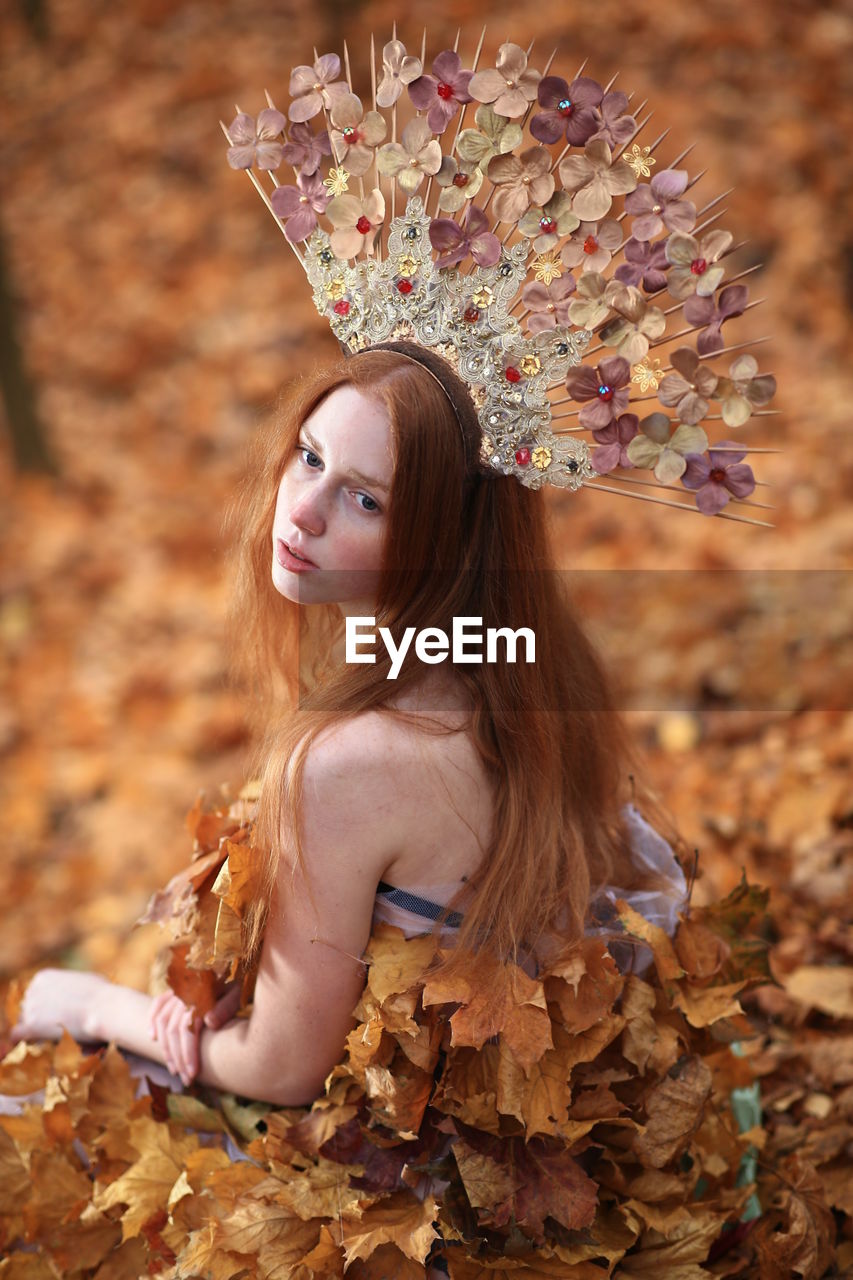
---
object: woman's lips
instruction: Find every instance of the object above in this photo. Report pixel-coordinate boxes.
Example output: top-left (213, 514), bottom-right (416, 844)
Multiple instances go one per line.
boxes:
top-left (276, 538), bottom-right (318, 571)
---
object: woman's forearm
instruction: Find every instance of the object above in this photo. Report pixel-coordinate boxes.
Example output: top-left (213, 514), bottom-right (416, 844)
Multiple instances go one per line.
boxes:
top-left (89, 981), bottom-right (304, 1105)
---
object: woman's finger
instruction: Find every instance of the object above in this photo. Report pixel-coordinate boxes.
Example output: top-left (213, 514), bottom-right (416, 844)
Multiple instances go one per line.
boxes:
top-left (204, 981), bottom-right (242, 1028)
top-left (148, 991), bottom-right (171, 1040)
top-left (164, 999), bottom-right (189, 1079)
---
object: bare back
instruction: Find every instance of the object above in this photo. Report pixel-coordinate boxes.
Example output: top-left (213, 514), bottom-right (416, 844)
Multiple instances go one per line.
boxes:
top-left (371, 675), bottom-right (496, 891)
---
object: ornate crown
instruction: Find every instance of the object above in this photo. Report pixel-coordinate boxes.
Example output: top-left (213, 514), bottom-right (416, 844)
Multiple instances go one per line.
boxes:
top-left (223, 29), bottom-right (778, 525)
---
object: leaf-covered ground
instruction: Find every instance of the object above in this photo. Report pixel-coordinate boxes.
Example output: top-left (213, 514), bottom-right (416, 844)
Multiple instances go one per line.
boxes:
top-left (0, 0), bottom-right (851, 1274)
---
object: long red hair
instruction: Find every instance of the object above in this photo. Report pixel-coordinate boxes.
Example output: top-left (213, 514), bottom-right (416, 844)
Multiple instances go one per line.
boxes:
top-left (221, 347), bottom-right (685, 974)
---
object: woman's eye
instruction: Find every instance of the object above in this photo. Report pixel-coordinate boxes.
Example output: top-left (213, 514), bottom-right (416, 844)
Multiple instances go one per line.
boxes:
top-left (299, 446), bottom-right (321, 468)
top-left (356, 493), bottom-right (380, 513)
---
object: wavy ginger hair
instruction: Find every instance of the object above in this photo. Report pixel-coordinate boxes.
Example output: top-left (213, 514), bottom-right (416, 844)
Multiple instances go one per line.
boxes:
top-left (222, 345), bottom-right (685, 976)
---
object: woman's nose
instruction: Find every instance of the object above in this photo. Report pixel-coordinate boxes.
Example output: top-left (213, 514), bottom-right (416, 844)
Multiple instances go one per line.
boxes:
top-left (288, 487), bottom-right (325, 535)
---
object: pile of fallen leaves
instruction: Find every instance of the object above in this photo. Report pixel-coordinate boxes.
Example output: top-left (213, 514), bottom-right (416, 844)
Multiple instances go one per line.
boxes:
top-left (4, 789), bottom-right (847, 1278)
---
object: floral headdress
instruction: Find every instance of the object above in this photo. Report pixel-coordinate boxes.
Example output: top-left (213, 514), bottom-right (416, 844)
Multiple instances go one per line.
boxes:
top-left (223, 28), bottom-right (778, 525)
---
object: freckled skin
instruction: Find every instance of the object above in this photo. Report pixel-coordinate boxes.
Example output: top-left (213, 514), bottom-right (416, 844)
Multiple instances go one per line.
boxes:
top-left (272, 385), bottom-right (394, 611)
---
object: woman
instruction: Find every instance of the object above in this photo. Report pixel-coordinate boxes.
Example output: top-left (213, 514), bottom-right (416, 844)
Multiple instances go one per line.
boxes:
top-left (9, 343), bottom-right (687, 1100)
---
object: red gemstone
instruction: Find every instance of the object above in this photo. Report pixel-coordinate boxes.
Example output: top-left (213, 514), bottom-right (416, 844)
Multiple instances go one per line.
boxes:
top-left (710, 467), bottom-right (726, 483)
top-left (583, 235), bottom-right (599, 254)
top-left (437, 82), bottom-right (455, 100)
top-left (452, 172), bottom-right (470, 188)
top-left (515, 447), bottom-right (531, 465)
top-left (597, 383), bottom-right (614, 401)
top-left (356, 215), bottom-right (372, 235)
top-left (539, 216), bottom-right (557, 234)
top-left (463, 306), bottom-right (480, 323)
top-left (333, 299), bottom-right (350, 316)
top-left (397, 279), bottom-right (413, 294)
top-left (505, 366), bottom-right (521, 383)
top-left (691, 257), bottom-right (707, 275)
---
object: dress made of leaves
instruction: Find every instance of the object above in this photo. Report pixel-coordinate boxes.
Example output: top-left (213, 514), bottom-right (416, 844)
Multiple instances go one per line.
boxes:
top-left (1, 789), bottom-right (778, 1277)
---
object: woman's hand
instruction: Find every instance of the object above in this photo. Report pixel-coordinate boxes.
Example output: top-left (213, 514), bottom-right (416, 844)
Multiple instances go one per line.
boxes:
top-left (10, 969), bottom-right (111, 1044)
top-left (148, 982), bottom-right (242, 1086)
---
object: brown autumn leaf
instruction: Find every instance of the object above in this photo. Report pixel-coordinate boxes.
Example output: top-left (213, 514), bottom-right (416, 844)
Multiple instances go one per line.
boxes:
top-left (752, 1154), bottom-right (836, 1279)
top-left (473, 1134), bottom-right (599, 1242)
top-left (616, 900), bottom-right (685, 987)
top-left (494, 1034), bottom-right (575, 1138)
top-left (620, 975), bottom-right (659, 1072)
top-left (544, 937), bottom-right (625, 1032)
top-left (332, 1189), bottom-right (440, 1265)
top-left (674, 917), bottom-right (731, 980)
top-left (165, 942), bottom-right (221, 1018)
top-left (632, 1056), bottom-right (713, 1169)
top-left (610, 1208), bottom-right (726, 1277)
top-left (93, 1113), bottom-right (202, 1238)
top-left (671, 979), bottom-right (747, 1028)
top-left (363, 924), bottom-right (440, 1004)
top-left (778, 964), bottom-right (853, 1019)
top-left (422, 949), bottom-right (553, 1073)
top-left (362, 1056), bottom-right (434, 1138)
top-left (447, 1248), bottom-right (609, 1277)
top-left (0, 1039), bottom-right (54, 1095)
top-left (0, 1123), bottom-right (31, 1215)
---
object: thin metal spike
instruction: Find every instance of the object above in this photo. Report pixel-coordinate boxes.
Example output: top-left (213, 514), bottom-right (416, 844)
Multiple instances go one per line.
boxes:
top-left (581, 480), bottom-right (775, 527)
top-left (599, 471), bottom-right (775, 506)
top-left (221, 119), bottom-right (306, 266)
top-left (697, 334), bottom-right (773, 360)
top-left (668, 141), bottom-right (698, 169)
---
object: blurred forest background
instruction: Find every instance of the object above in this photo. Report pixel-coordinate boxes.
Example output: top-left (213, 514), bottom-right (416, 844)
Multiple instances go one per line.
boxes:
top-left (0, 0), bottom-right (852, 1267)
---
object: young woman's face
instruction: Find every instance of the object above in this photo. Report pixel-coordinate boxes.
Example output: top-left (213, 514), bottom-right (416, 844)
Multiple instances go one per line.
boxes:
top-left (271, 384), bottom-right (394, 609)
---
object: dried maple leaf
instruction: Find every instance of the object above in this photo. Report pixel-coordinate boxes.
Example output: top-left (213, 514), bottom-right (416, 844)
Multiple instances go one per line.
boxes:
top-left (424, 949), bottom-right (553, 1073)
top-left (632, 1055), bottom-right (713, 1169)
top-left (332, 1189), bottom-right (440, 1265)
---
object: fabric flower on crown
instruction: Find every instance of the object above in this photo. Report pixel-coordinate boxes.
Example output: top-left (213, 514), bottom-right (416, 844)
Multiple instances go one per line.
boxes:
top-left (288, 53), bottom-right (349, 123)
top-left (599, 285), bottom-right (667, 363)
top-left (666, 229), bottom-right (734, 300)
top-left (518, 192), bottom-right (579, 254)
top-left (590, 90), bottom-right (637, 152)
top-left (626, 413), bottom-right (710, 484)
top-left (435, 156), bottom-right (484, 212)
top-left (614, 236), bottom-right (669, 293)
top-left (530, 76), bottom-right (603, 147)
top-left (408, 49), bottom-right (473, 135)
top-left (226, 109), bottom-right (287, 170)
top-left (329, 93), bottom-right (387, 176)
top-left (680, 441), bottom-right (756, 514)
top-left (522, 274), bottom-right (577, 334)
top-left (560, 219), bottom-right (623, 275)
top-left (456, 104), bottom-right (523, 170)
top-left (429, 203), bottom-right (501, 270)
top-left (565, 355), bottom-right (632, 430)
top-left (468, 42), bottom-right (542, 118)
top-left (376, 117), bottom-right (443, 194)
top-left (376, 39), bottom-right (423, 108)
top-left (325, 188), bottom-right (385, 258)
top-left (590, 412), bottom-right (639, 472)
top-left (567, 271), bottom-right (625, 329)
top-left (487, 145), bottom-right (554, 224)
top-left (624, 169), bottom-right (696, 241)
top-left (683, 284), bottom-right (748, 356)
top-left (714, 355), bottom-right (777, 428)
top-left (658, 348), bottom-right (719, 425)
top-left (280, 121), bottom-right (331, 177)
top-left (270, 171), bottom-right (330, 243)
top-left (559, 138), bottom-right (638, 221)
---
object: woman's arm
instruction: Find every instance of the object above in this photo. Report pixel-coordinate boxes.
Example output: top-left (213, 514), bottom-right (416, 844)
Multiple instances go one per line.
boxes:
top-left (12, 716), bottom-right (402, 1105)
